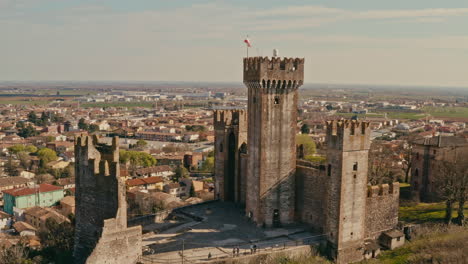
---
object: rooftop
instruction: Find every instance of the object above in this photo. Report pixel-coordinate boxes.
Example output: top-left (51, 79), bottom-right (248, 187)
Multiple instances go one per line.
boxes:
top-left (3, 183), bottom-right (63, 197)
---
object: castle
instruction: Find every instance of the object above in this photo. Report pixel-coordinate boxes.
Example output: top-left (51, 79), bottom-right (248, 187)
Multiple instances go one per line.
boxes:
top-left (74, 135), bottom-right (142, 264)
top-left (214, 56), bottom-right (401, 263)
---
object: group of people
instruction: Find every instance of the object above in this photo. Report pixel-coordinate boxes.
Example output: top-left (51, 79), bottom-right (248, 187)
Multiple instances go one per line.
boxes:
top-left (230, 244), bottom-right (258, 257)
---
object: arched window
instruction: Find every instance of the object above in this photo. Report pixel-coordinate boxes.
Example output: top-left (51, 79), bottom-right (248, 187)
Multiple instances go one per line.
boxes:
top-left (353, 162), bottom-right (358, 171)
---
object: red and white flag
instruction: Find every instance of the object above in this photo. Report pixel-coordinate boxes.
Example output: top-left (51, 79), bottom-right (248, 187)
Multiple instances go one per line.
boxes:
top-left (244, 38), bottom-right (251, 47)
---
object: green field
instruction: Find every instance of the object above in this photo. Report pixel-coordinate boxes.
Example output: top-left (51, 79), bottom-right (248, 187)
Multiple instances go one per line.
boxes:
top-left (0, 99), bottom-right (53, 106)
top-left (399, 202), bottom-right (468, 223)
top-left (81, 102), bottom-right (155, 108)
top-left (422, 106), bottom-right (468, 119)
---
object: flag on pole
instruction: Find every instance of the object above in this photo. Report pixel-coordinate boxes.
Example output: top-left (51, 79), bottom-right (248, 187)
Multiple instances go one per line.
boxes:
top-left (244, 38), bottom-right (251, 47)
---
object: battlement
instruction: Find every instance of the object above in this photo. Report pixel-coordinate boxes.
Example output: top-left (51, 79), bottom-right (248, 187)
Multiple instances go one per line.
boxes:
top-left (75, 135), bottom-right (120, 177)
top-left (243, 57), bottom-right (304, 92)
top-left (326, 120), bottom-right (371, 151)
top-left (367, 182), bottom-right (400, 198)
top-left (214, 109), bottom-right (247, 130)
top-left (326, 120), bottom-right (370, 137)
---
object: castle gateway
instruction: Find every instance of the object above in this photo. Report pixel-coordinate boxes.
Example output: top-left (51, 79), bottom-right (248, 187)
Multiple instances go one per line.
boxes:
top-left (214, 56), bottom-right (401, 263)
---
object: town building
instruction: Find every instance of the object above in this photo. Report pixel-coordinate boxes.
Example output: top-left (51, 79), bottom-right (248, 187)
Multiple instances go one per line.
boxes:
top-left (2, 183), bottom-right (64, 215)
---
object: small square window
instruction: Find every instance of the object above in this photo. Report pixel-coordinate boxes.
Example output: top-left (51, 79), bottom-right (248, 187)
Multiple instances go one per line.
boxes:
top-left (274, 97), bottom-right (280, 105)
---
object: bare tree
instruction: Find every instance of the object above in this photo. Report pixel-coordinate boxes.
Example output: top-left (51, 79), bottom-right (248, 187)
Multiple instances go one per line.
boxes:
top-left (368, 141), bottom-right (398, 185)
top-left (0, 242), bottom-right (29, 264)
top-left (435, 157), bottom-right (468, 225)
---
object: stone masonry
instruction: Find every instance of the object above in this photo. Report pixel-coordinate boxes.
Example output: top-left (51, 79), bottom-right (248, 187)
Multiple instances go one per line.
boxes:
top-left (74, 135), bottom-right (142, 264)
top-left (244, 56), bottom-right (305, 227)
top-left (213, 56), bottom-right (401, 263)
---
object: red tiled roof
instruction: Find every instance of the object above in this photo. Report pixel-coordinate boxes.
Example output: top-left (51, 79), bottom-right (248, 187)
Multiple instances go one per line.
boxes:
top-left (126, 178), bottom-right (145, 187)
top-left (126, 176), bottom-right (163, 187)
top-left (3, 183), bottom-right (63, 197)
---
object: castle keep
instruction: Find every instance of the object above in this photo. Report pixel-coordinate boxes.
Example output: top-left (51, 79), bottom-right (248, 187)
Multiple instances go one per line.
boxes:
top-left (74, 135), bottom-right (142, 264)
top-left (214, 56), bottom-right (401, 263)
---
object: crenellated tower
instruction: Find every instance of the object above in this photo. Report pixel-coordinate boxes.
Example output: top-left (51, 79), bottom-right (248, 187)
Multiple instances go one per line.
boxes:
top-left (213, 109), bottom-right (248, 203)
top-left (74, 135), bottom-right (141, 264)
top-left (243, 56), bottom-right (305, 227)
top-left (325, 120), bottom-right (371, 263)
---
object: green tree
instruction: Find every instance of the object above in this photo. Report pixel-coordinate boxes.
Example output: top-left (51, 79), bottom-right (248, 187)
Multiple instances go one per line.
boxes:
top-left (200, 157), bottom-right (214, 173)
top-left (296, 134), bottom-right (316, 156)
top-left (78, 118), bottom-right (88, 130)
top-left (25, 145), bottom-right (37, 153)
top-left (135, 139), bottom-right (148, 149)
top-left (172, 165), bottom-right (189, 182)
top-left (37, 148), bottom-right (58, 164)
top-left (88, 124), bottom-right (99, 133)
top-left (27, 111), bottom-right (37, 123)
top-left (18, 124), bottom-right (39, 138)
top-left (189, 184), bottom-right (196, 197)
top-left (120, 150), bottom-right (156, 175)
top-left (8, 144), bottom-right (25, 154)
top-left (300, 123), bottom-right (310, 134)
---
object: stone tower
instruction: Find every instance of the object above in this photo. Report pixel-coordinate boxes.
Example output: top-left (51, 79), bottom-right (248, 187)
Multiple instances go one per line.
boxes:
top-left (213, 109), bottom-right (248, 203)
top-left (74, 135), bottom-right (141, 264)
top-left (243, 56), bottom-right (304, 227)
top-left (325, 120), bottom-right (371, 263)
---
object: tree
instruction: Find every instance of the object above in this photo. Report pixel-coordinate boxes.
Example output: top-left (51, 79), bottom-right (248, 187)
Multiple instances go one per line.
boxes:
top-left (135, 139), bottom-right (148, 149)
top-left (25, 145), bottom-right (37, 153)
top-left (8, 144), bottom-right (25, 154)
top-left (88, 124), bottom-right (99, 133)
top-left (0, 241), bottom-right (31, 264)
top-left (200, 157), bottom-right (214, 173)
top-left (368, 141), bottom-right (398, 185)
top-left (300, 123), bottom-right (310, 134)
top-left (189, 184), bottom-right (196, 197)
top-left (78, 118), bottom-right (88, 130)
top-left (37, 218), bottom-right (74, 263)
top-left (296, 134), bottom-right (316, 156)
top-left (27, 111), bottom-right (37, 124)
top-left (17, 151), bottom-right (32, 170)
top-left (172, 165), bottom-right (189, 182)
top-left (435, 157), bottom-right (468, 225)
top-left (119, 150), bottom-right (156, 175)
top-left (18, 124), bottom-right (39, 138)
top-left (37, 148), bottom-right (58, 164)
top-left (4, 156), bottom-right (19, 176)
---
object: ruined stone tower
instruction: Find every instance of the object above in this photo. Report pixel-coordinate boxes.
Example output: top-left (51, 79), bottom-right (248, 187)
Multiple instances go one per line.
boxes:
top-left (74, 135), bottom-right (141, 264)
top-left (243, 56), bottom-right (304, 227)
top-left (214, 109), bottom-right (248, 203)
top-left (325, 120), bottom-right (371, 263)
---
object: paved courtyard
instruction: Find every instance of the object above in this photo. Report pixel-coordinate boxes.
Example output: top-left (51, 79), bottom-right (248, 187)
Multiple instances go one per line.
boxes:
top-left (141, 201), bottom-right (324, 264)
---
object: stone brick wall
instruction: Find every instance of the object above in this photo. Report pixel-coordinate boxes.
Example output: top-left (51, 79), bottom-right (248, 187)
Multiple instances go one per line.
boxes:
top-left (244, 56), bottom-right (304, 227)
top-left (213, 109), bottom-right (247, 202)
top-left (295, 164), bottom-right (327, 232)
top-left (325, 120), bottom-right (371, 264)
top-left (365, 183), bottom-right (400, 239)
top-left (74, 136), bottom-right (142, 264)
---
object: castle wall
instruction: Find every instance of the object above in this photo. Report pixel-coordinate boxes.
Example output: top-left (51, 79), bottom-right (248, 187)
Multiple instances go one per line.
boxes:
top-left (213, 109), bottom-right (247, 202)
top-left (295, 163), bottom-right (327, 232)
top-left (365, 183), bottom-right (400, 239)
top-left (74, 136), bottom-right (142, 264)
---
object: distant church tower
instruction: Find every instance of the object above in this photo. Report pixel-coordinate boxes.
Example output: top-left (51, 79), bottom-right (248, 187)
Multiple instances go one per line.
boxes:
top-left (325, 120), bottom-right (371, 263)
top-left (243, 56), bottom-right (304, 227)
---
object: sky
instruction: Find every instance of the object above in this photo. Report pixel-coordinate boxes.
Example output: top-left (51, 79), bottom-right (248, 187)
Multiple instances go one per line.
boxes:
top-left (1, 0), bottom-right (468, 87)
